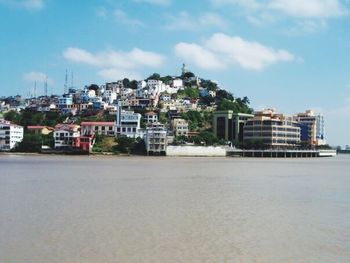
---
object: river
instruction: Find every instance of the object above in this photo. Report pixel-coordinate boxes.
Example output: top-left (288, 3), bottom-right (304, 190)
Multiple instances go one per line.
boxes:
top-left (1, 154), bottom-right (349, 263)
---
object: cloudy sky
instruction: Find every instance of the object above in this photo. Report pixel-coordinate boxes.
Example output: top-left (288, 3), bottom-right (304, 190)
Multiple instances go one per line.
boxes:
top-left (0, 0), bottom-right (349, 146)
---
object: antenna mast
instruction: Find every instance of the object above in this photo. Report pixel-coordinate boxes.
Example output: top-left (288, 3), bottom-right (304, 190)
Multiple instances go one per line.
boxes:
top-left (34, 81), bottom-right (37, 98)
top-left (71, 70), bottom-right (74, 88)
top-left (44, 76), bottom-right (48, 97)
top-left (64, 69), bottom-right (68, 94)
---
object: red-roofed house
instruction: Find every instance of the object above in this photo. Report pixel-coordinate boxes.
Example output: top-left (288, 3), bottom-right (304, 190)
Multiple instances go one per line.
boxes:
top-left (54, 124), bottom-right (80, 149)
top-left (144, 111), bottom-right (158, 124)
top-left (27, 126), bottom-right (54, 135)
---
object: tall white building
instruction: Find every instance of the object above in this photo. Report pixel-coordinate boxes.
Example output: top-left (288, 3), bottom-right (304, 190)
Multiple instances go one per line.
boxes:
top-left (115, 102), bottom-right (143, 138)
top-left (0, 119), bottom-right (24, 151)
top-left (144, 123), bottom-right (167, 156)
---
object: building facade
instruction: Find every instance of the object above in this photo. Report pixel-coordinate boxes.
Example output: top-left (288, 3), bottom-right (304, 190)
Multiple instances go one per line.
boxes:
top-left (116, 102), bottom-right (143, 138)
top-left (294, 110), bottom-right (326, 146)
top-left (171, 118), bottom-right (189, 137)
top-left (81, 122), bottom-right (115, 137)
top-left (0, 119), bottom-right (23, 151)
top-left (243, 109), bottom-right (300, 148)
top-left (53, 124), bottom-right (80, 149)
top-left (144, 123), bottom-right (167, 156)
top-left (213, 111), bottom-right (254, 146)
top-left (144, 111), bottom-right (158, 124)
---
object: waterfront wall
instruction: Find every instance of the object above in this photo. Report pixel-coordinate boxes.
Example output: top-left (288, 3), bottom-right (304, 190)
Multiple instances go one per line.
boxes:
top-left (166, 146), bottom-right (227, 157)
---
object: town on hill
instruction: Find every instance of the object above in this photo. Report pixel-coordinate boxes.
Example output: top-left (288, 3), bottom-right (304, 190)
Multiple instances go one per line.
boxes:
top-left (0, 65), bottom-right (329, 155)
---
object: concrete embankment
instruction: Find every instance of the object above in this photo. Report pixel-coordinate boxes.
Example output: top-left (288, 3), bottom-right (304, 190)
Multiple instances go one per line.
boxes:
top-left (166, 146), bottom-right (227, 157)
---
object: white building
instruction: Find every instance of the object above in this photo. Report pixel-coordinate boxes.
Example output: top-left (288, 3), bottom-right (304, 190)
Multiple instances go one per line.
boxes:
top-left (199, 88), bottom-right (216, 97)
top-left (144, 123), bottom-right (167, 156)
top-left (171, 118), bottom-right (189, 137)
top-left (58, 95), bottom-right (73, 110)
top-left (115, 102), bottom-right (143, 138)
top-left (0, 119), bottom-right (23, 151)
top-left (54, 124), bottom-right (80, 149)
top-left (81, 122), bottom-right (115, 137)
top-left (170, 78), bottom-right (183, 89)
top-left (103, 90), bottom-right (117, 104)
top-left (144, 111), bottom-right (158, 124)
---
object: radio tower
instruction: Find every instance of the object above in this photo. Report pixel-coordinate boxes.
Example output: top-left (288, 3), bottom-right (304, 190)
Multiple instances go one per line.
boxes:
top-left (34, 81), bottom-right (37, 98)
top-left (44, 75), bottom-right (48, 97)
top-left (71, 71), bottom-right (74, 88)
top-left (64, 69), bottom-right (68, 94)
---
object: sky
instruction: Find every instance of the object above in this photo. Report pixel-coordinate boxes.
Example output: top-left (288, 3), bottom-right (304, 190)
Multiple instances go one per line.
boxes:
top-left (0, 0), bottom-right (350, 146)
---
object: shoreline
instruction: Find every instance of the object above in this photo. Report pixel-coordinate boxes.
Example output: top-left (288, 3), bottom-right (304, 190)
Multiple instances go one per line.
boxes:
top-left (0, 150), bottom-right (339, 158)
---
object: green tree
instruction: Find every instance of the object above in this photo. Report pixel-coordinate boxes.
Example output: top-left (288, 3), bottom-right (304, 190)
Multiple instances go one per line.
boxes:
top-left (182, 71), bottom-right (195, 79)
top-left (177, 87), bottom-right (199, 99)
top-left (4, 110), bottom-right (21, 123)
top-left (147, 73), bottom-right (161, 80)
top-left (216, 89), bottom-right (234, 101)
top-left (160, 75), bottom-right (173, 84)
top-left (115, 136), bottom-right (135, 154)
top-left (130, 80), bottom-right (138, 89)
top-left (15, 133), bottom-right (43, 152)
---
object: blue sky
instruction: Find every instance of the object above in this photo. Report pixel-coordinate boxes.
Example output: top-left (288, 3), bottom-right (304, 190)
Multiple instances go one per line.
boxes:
top-left (0, 0), bottom-right (350, 146)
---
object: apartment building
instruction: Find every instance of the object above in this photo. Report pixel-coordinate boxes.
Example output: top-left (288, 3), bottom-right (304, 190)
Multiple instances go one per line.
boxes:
top-left (243, 109), bottom-right (300, 148)
top-left (294, 110), bottom-right (326, 146)
top-left (213, 111), bottom-right (254, 146)
top-left (171, 118), bottom-right (189, 137)
top-left (144, 111), bottom-right (158, 124)
top-left (144, 123), bottom-right (167, 156)
top-left (80, 122), bottom-right (115, 137)
top-left (53, 124), bottom-right (80, 149)
top-left (116, 102), bottom-right (143, 138)
top-left (0, 119), bottom-right (23, 151)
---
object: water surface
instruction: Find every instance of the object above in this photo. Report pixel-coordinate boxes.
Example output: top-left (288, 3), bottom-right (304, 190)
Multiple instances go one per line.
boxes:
top-left (1, 155), bottom-right (350, 263)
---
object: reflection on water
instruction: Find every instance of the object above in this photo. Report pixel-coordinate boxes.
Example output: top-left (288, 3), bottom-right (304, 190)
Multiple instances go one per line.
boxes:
top-left (1, 155), bottom-right (350, 263)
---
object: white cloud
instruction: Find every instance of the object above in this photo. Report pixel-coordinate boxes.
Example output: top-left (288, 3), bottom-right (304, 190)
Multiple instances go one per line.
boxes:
top-left (0, 0), bottom-right (45, 10)
top-left (268, 0), bottom-right (346, 18)
top-left (23, 71), bottom-right (54, 85)
top-left (96, 7), bottom-right (107, 18)
top-left (211, 0), bottom-right (348, 18)
top-left (63, 47), bottom-right (164, 69)
top-left (210, 0), bottom-right (261, 10)
top-left (133, 0), bottom-right (171, 5)
top-left (63, 47), bottom-right (165, 81)
top-left (210, 0), bottom-right (348, 33)
top-left (175, 33), bottom-right (295, 71)
top-left (286, 19), bottom-right (328, 35)
top-left (165, 11), bottom-right (228, 31)
top-left (98, 68), bottom-right (142, 81)
top-left (114, 9), bottom-right (144, 27)
top-left (175, 42), bottom-right (225, 70)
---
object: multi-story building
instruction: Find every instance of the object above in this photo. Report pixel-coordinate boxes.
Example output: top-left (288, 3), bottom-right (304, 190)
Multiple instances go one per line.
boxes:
top-left (0, 119), bottom-right (23, 151)
top-left (80, 122), bottom-right (115, 137)
top-left (115, 102), bottom-right (143, 138)
top-left (144, 111), bottom-right (158, 124)
top-left (144, 123), bottom-right (167, 156)
top-left (243, 109), bottom-right (300, 148)
top-left (213, 111), bottom-right (254, 146)
top-left (58, 95), bottom-right (73, 110)
top-left (53, 124), bottom-right (80, 149)
top-left (171, 118), bottom-right (189, 137)
top-left (294, 110), bottom-right (326, 146)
